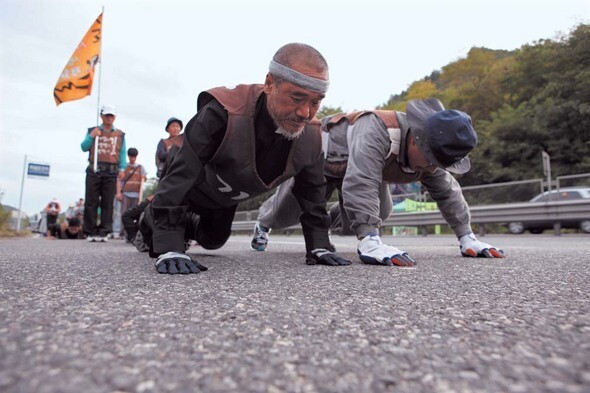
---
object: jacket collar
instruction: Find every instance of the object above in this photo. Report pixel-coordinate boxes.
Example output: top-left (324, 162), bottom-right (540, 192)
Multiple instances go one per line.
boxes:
top-left (396, 112), bottom-right (411, 168)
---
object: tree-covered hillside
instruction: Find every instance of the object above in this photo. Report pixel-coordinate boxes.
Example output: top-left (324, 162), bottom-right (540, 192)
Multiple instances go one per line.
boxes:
top-left (381, 24), bottom-right (590, 187)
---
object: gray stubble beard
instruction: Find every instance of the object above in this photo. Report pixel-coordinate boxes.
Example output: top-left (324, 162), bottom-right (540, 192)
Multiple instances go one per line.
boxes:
top-left (275, 126), bottom-right (304, 141)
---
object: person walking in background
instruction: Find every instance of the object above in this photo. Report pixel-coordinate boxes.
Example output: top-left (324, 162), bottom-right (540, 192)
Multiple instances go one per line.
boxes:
top-left (37, 209), bottom-right (47, 237)
top-left (65, 202), bottom-right (76, 220)
top-left (116, 147), bottom-right (147, 238)
top-left (44, 197), bottom-right (61, 232)
top-left (81, 104), bottom-right (127, 242)
top-left (155, 117), bottom-right (184, 178)
top-left (73, 198), bottom-right (84, 220)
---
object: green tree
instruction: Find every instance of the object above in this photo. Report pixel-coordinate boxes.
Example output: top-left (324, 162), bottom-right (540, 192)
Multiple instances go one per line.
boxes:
top-left (380, 24), bottom-right (590, 191)
top-left (142, 177), bottom-right (159, 199)
top-left (316, 105), bottom-right (343, 119)
top-left (480, 24), bottom-right (590, 182)
top-left (0, 189), bottom-right (15, 236)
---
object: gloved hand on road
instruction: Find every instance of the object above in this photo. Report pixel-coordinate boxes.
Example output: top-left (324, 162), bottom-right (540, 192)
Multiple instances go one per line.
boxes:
top-left (155, 251), bottom-right (208, 274)
top-left (357, 234), bottom-right (416, 267)
top-left (459, 233), bottom-right (505, 258)
top-left (306, 248), bottom-right (352, 266)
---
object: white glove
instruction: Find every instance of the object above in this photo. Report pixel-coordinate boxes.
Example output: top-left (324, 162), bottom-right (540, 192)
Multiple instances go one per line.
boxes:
top-left (459, 233), bottom-right (505, 258)
top-left (357, 234), bottom-right (415, 266)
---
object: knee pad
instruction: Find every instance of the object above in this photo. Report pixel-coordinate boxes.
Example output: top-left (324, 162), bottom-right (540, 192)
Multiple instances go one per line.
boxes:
top-left (197, 237), bottom-right (228, 250)
top-left (196, 230), bottom-right (229, 250)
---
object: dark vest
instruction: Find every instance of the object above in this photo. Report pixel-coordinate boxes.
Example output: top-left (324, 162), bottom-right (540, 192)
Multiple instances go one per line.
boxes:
top-left (327, 110), bottom-right (399, 130)
top-left (122, 164), bottom-right (143, 193)
top-left (88, 128), bottom-right (125, 165)
top-left (192, 84), bottom-right (322, 208)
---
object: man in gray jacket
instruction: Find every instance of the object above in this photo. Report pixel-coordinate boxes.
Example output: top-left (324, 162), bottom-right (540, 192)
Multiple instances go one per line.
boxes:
top-left (251, 98), bottom-right (505, 266)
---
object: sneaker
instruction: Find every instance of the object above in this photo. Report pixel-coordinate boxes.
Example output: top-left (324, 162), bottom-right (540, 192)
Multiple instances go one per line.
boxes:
top-left (98, 236), bottom-right (108, 243)
top-left (250, 222), bottom-right (270, 251)
top-left (86, 236), bottom-right (97, 242)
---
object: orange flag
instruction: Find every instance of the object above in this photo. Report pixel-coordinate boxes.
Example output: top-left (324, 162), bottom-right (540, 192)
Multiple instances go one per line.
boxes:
top-left (53, 13), bottom-right (102, 106)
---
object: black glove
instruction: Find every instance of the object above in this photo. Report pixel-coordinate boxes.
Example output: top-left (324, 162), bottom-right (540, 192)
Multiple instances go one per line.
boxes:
top-left (306, 248), bottom-right (352, 266)
top-left (155, 251), bottom-right (208, 274)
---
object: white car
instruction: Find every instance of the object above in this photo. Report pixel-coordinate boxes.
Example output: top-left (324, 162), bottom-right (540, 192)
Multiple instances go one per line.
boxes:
top-left (507, 187), bottom-right (590, 234)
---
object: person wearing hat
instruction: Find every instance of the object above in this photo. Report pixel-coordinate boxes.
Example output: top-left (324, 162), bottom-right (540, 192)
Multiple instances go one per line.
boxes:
top-left (80, 104), bottom-right (127, 242)
top-left (251, 98), bottom-right (505, 265)
top-left (144, 43), bottom-right (352, 274)
top-left (155, 117), bottom-right (184, 178)
top-left (44, 197), bottom-right (62, 228)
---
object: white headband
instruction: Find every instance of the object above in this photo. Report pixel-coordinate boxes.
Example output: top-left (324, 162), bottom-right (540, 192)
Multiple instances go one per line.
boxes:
top-left (268, 60), bottom-right (329, 94)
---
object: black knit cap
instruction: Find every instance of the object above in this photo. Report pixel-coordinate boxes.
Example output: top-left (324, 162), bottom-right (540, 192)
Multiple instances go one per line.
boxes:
top-left (68, 217), bottom-right (81, 227)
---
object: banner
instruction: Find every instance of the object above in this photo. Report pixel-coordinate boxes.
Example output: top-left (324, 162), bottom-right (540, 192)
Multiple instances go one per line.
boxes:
top-left (393, 199), bottom-right (438, 212)
top-left (53, 13), bottom-right (102, 105)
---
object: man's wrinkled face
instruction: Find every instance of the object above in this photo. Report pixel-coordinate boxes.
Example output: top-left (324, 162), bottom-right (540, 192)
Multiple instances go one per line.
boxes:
top-left (264, 70), bottom-right (326, 136)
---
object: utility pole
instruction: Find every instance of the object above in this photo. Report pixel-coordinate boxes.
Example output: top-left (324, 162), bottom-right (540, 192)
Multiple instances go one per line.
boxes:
top-left (542, 151), bottom-right (552, 199)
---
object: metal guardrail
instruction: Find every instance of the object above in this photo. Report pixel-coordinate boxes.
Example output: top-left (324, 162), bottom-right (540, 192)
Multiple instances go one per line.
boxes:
top-left (232, 199), bottom-right (590, 236)
top-left (556, 173), bottom-right (590, 191)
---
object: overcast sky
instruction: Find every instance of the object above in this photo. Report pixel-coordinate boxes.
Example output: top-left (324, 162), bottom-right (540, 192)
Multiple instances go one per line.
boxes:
top-left (1, 0), bottom-right (588, 216)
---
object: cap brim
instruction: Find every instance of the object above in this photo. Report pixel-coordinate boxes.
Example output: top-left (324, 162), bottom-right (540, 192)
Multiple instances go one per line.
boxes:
top-left (408, 98), bottom-right (449, 170)
top-left (406, 98), bottom-right (445, 133)
top-left (444, 156), bottom-right (471, 174)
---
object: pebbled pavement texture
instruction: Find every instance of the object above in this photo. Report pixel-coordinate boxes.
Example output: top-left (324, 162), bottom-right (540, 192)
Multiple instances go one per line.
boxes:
top-left (0, 234), bottom-right (589, 393)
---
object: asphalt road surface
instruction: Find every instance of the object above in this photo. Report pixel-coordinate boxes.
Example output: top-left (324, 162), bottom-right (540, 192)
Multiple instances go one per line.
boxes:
top-left (1, 234), bottom-right (589, 393)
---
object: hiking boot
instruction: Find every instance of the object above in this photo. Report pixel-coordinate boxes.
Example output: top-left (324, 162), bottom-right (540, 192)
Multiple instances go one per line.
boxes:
top-left (250, 222), bottom-right (270, 251)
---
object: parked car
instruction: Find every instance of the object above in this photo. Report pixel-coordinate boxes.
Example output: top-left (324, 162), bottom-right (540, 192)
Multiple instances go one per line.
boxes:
top-left (507, 187), bottom-right (590, 234)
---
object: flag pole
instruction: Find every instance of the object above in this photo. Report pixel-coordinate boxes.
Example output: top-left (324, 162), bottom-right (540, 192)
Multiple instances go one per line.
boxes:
top-left (93, 6), bottom-right (105, 172)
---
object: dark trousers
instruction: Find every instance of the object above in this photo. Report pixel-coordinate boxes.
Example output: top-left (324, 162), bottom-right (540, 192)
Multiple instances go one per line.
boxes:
top-left (84, 172), bottom-right (117, 236)
top-left (46, 214), bottom-right (58, 227)
top-left (120, 195), bottom-right (139, 236)
top-left (324, 176), bottom-right (355, 236)
top-left (122, 199), bottom-right (151, 242)
top-left (140, 204), bottom-right (238, 258)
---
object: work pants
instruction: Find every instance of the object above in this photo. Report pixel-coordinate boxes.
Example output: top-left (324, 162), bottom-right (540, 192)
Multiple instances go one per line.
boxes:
top-left (84, 172), bottom-right (117, 237)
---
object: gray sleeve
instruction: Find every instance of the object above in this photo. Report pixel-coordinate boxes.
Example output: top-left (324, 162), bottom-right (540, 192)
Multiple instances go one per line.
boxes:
top-left (342, 114), bottom-right (390, 239)
top-left (257, 178), bottom-right (302, 229)
top-left (420, 170), bottom-right (472, 238)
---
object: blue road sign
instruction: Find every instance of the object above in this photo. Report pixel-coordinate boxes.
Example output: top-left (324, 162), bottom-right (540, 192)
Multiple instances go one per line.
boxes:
top-left (27, 163), bottom-right (50, 178)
